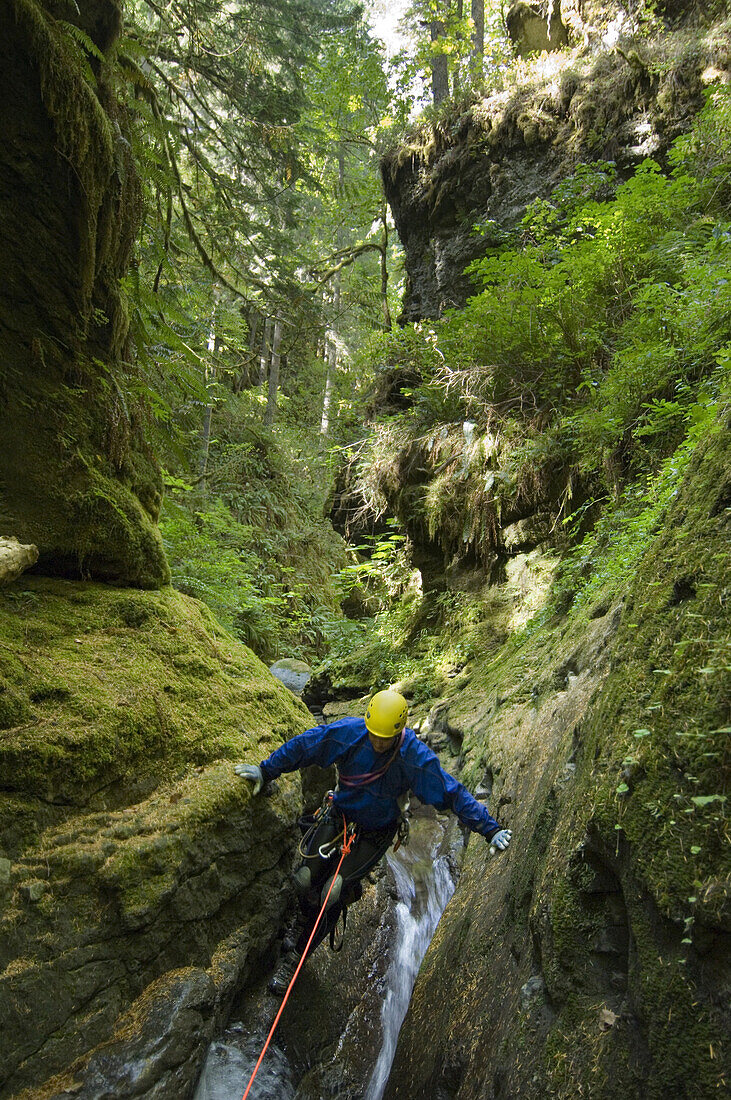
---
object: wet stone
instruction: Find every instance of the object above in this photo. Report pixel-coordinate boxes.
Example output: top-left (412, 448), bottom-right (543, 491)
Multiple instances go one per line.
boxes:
top-left (269, 659), bottom-right (312, 696)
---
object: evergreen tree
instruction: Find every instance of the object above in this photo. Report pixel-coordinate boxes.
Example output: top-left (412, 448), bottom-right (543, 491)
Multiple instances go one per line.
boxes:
top-left (397, 0), bottom-right (510, 105)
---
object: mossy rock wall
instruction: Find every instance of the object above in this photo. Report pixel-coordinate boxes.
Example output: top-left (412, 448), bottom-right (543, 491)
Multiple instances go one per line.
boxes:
top-left (384, 424), bottom-right (729, 1098)
top-left (0, 0), bottom-right (168, 588)
top-left (0, 579), bottom-right (311, 1098)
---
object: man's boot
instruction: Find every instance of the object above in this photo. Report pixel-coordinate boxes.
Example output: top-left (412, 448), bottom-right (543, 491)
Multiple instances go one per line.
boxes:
top-left (268, 950), bottom-right (303, 996)
top-left (282, 911), bottom-right (307, 952)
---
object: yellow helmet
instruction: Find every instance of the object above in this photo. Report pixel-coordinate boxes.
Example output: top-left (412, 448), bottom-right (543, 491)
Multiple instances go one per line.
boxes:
top-left (365, 689), bottom-right (408, 739)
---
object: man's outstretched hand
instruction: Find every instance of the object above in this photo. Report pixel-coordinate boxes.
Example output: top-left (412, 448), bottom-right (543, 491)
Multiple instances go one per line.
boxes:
top-left (489, 829), bottom-right (512, 852)
top-left (234, 763), bottom-right (264, 795)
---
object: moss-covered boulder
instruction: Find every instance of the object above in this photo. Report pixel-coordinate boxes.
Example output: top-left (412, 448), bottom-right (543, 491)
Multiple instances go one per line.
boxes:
top-left (0, 0), bottom-right (168, 587)
top-left (0, 578), bottom-right (311, 1098)
top-left (384, 425), bottom-right (729, 1098)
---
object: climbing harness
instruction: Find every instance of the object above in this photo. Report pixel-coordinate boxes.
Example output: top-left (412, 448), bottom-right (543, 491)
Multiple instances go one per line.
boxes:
top-left (297, 792), bottom-right (360, 860)
top-left (318, 815), bottom-right (357, 860)
top-left (241, 813), bottom-right (355, 1100)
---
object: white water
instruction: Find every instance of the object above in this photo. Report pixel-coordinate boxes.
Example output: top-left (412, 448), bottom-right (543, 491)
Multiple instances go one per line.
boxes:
top-left (193, 1026), bottom-right (295, 1100)
top-left (364, 839), bottom-right (455, 1100)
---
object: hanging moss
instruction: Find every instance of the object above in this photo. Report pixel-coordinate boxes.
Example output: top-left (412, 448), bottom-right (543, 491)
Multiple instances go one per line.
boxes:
top-left (11, 0), bottom-right (116, 311)
top-left (0, 1), bottom-right (166, 587)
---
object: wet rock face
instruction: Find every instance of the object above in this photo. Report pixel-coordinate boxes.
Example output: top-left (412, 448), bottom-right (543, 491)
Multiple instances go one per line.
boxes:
top-left (50, 970), bottom-right (218, 1100)
top-left (195, 807), bottom-right (457, 1100)
top-left (1, 794), bottom-right (298, 1100)
top-left (0, 0), bottom-right (168, 587)
top-left (192, 841), bottom-right (398, 1100)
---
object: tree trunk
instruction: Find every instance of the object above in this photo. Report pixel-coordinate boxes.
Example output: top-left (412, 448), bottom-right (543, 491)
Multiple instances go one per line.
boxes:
top-left (320, 263), bottom-right (341, 437)
top-left (454, 0), bottom-right (463, 94)
top-left (431, 20), bottom-right (449, 104)
top-left (199, 402), bottom-right (213, 484)
top-left (471, 0), bottom-right (484, 61)
top-left (236, 309), bottom-right (260, 391)
top-left (319, 148), bottom-right (348, 436)
top-left (258, 316), bottom-right (272, 388)
top-left (381, 202), bottom-right (392, 332)
top-left (264, 318), bottom-right (282, 427)
top-left (320, 339), bottom-right (336, 436)
top-left (199, 307), bottom-right (219, 485)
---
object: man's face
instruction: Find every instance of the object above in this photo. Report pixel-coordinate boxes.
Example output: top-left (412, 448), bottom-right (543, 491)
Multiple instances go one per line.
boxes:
top-left (368, 731), bottom-right (397, 754)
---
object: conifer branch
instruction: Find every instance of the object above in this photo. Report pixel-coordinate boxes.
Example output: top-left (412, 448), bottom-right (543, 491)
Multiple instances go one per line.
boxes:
top-left (312, 242), bottom-right (384, 284)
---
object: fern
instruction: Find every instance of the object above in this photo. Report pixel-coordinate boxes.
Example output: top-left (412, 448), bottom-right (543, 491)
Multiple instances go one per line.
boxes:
top-left (57, 20), bottom-right (106, 86)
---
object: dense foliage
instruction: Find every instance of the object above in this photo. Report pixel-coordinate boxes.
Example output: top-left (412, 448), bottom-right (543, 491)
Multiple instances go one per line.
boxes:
top-left (50, 0), bottom-right (729, 676)
top-left (329, 86), bottom-right (731, 690)
top-left (358, 84), bottom-right (731, 497)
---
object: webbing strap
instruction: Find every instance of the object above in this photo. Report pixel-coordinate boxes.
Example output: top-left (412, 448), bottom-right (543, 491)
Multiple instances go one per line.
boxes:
top-left (338, 730), bottom-right (405, 788)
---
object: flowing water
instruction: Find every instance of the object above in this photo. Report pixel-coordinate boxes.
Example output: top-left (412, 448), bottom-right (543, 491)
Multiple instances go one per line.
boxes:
top-left (193, 1027), bottom-right (295, 1100)
top-left (363, 836), bottom-right (456, 1100)
top-left (194, 816), bottom-right (456, 1100)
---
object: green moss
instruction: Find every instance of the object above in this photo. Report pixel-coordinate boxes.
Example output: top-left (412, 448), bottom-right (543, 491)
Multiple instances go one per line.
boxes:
top-left (171, 654), bottom-right (217, 678)
top-left (11, 0), bottom-right (115, 305)
top-left (0, 578), bottom-right (306, 1092)
top-left (69, 467), bottom-right (170, 588)
top-left (533, 427), bottom-right (730, 1096)
top-left (114, 594), bottom-right (155, 628)
top-left (29, 677), bottom-right (71, 704)
top-left (390, 419), bottom-right (728, 1099)
top-left (585, 430), bottom-right (729, 918)
top-left (504, 786), bottom-right (558, 933)
top-left (2, 1), bottom-right (166, 589)
top-left (0, 679), bottom-right (32, 730)
top-left (0, 578), bottom-right (310, 816)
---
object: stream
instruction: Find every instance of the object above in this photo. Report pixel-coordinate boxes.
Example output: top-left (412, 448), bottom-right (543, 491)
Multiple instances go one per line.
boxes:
top-left (193, 814), bottom-right (457, 1100)
top-left (363, 836), bottom-right (456, 1100)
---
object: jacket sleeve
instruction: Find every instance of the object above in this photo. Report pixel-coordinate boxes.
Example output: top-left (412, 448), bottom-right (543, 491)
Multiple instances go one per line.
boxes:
top-left (258, 721), bottom-right (352, 780)
top-left (404, 742), bottom-right (501, 839)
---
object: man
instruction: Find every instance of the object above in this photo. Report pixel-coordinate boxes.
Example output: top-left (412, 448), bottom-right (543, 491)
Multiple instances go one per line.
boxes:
top-left (235, 688), bottom-right (511, 995)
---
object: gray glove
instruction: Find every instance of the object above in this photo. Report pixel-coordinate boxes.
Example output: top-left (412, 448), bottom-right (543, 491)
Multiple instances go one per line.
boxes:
top-left (489, 829), bottom-right (512, 852)
top-left (234, 763), bottom-right (264, 795)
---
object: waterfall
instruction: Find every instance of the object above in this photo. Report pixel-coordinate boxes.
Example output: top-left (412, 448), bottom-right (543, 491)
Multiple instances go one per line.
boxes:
top-left (364, 840), bottom-right (455, 1100)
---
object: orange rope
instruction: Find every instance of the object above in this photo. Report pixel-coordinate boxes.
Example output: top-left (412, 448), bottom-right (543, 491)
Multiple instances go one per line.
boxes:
top-left (241, 815), bottom-right (355, 1100)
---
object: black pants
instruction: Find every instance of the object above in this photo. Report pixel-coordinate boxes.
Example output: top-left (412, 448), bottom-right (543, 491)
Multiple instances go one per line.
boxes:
top-left (294, 813), bottom-right (398, 957)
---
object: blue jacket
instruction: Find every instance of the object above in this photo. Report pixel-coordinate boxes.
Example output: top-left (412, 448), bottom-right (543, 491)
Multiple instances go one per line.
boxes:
top-left (259, 716), bottom-right (501, 837)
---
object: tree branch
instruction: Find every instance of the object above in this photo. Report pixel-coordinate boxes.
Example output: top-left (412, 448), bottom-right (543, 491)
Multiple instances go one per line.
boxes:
top-left (311, 242), bottom-right (384, 284)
